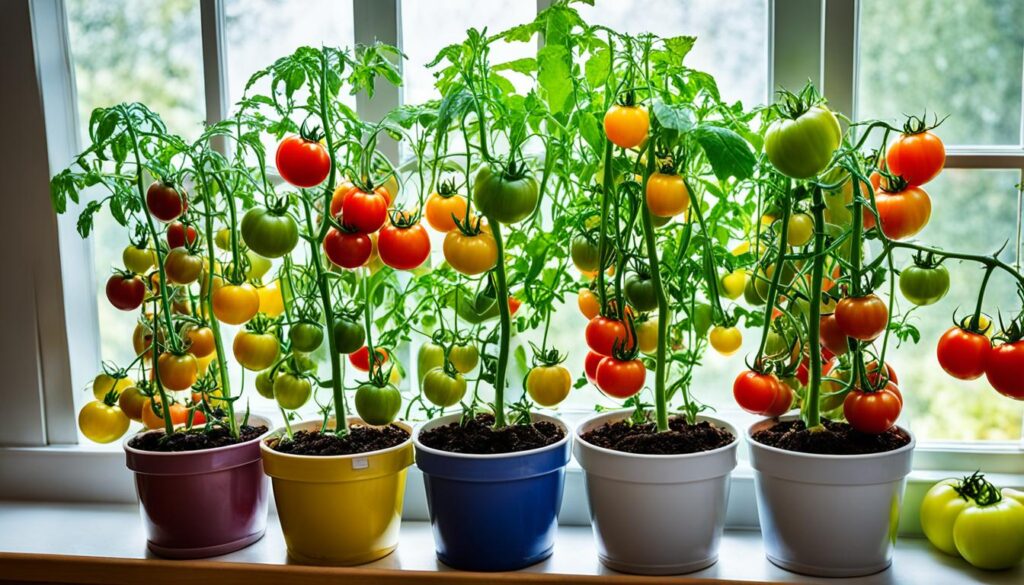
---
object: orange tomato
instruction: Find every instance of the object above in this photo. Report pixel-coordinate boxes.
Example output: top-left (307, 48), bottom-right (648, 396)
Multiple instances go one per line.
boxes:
top-left (645, 172), bottom-right (690, 217)
top-left (425, 191), bottom-right (470, 232)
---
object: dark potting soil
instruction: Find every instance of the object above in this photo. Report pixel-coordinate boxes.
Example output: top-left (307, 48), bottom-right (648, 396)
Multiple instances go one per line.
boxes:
top-left (268, 424), bottom-right (410, 456)
top-left (580, 416), bottom-right (735, 455)
top-left (751, 418), bottom-right (911, 455)
top-left (418, 413), bottom-right (565, 455)
top-left (128, 424), bottom-right (268, 452)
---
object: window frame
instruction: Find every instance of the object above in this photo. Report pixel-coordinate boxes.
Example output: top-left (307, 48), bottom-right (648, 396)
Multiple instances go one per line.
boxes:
top-left (6, 0), bottom-right (1021, 484)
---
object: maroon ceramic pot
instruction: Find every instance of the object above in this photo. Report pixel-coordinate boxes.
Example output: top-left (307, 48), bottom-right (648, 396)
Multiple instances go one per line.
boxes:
top-left (123, 416), bottom-right (271, 559)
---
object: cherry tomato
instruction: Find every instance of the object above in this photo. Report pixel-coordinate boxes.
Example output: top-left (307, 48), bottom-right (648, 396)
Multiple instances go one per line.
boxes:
top-left (899, 263), bottom-right (950, 306)
top-left (355, 382), bottom-right (401, 425)
top-left (274, 372), bottom-right (313, 410)
top-left (343, 189), bottom-right (389, 233)
top-left (636, 317), bottom-right (659, 354)
top-left (843, 384), bottom-right (902, 434)
top-left (526, 365), bottom-right (572, 407)
top-left (645, 172), bottom-right (689, 217)
top-left (240, 206), bottom-right (299, 258)
top-left (276, 135), bottom-right (330, 188)
top-left (166, 222), bottom-right (197, 249)
top-left (233, 330), bottom-right (280, 371)
top-left (886, 130), bottom-right (945, 187)
top-left (146, 181), bottom-right (187, 222)
top-left (720, 269), bottom-right (747, 300)
top-left (117, 386), bottom-right (148, 422)
top-left (164, 247), bottom-right (204, 285)
top-left (936, 326), bottom-right (991, 381)
top-left (78, 400), bottom-right (130, 443)
top-left (625, 273), bottom-right (658, 312)
top-left (289, 321), bottom-right (324, 353)
top-left (604, 105), bottom-right (649, 149)
top-left (596, 357), bottom-right (646, 399)
top-left (212, 283), bottom-right (260, 325)
top-left (424, 191), bottom-right (469, 233)
top-left (449, 344), bottom-right (479, 374)
top-left (422, 367), bottom-right (467, 407)
top-left (378, 221), bottom-right (430, 270)
top-left (156, 352), bottom-right (198, 391)
top-left (332, 317), bottom-right (365, 354)
top-left (324, 228), bottom-right (372, 269)
top-left (571, 237), bottom-right (601, 273)
top-left (985, 341), bottom-right (1024, 400)
top-left (819, 313), bottom-right (850, 356)
top-left (709, 326), bottom-right (742, 356)
top-left (864, 186), bottom-right (932, 240)
top-left (733, 370), bottom-right (791, 416)
top-left (586, 316), bottom-right (632, 356)
top-left (787, 212), bottom-right (814, 247)
top-left (141, 397), bottom-right (191, 430)
top-left (106, 274), bottom-right (146, 311)
top-left (350, 346), bottom-right (389, 372)
top-left (578, 288), bottom-right (601, 320)
top-left (122, 244), bottom-right (156, 275)
top-left (186, 326), bottom-right (216, 358)
top-left (443, 229), bottom-right (498, 275)
top-left (834, 294), bottom-right (888, 341)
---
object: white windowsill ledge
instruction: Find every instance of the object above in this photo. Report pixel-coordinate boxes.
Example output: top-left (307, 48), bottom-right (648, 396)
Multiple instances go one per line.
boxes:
top-left (0, 501), bottom-right (1019, 585)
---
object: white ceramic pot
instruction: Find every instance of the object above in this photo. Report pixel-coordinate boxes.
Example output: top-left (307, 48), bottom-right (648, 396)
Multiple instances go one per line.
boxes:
top-left (747, 415), bottom-right (915, 577)
top-left (574, 410), bottom-right (738, 575)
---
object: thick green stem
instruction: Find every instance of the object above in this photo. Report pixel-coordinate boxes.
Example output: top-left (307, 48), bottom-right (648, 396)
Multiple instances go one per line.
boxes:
top-left (362, 268), bottom-right (376, 374)
top-left (970, 265), bottom-right (996, 331)
top-left (489, 220), bottom-right (511, 428)
top-left (639, 154), bottom-right (669, 432)
top-left (803, 187), bottom-right (828, 430)
top-left (754, 193), bottom-right (792, 365)
top-left (302, 198), bottom-right (347, 435)
top-left (596, 139), bottom-right (614, 310)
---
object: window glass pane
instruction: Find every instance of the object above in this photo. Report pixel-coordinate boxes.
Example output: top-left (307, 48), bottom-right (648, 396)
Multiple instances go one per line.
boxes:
top-left (399, 0), bottom-right (536, 106)
top-left (888, 169), bottom-right (1023, 441)
top-left (65, 0), bottom-right (205, 374)
top-left (224, 0), bottom-right (356, 109)
top-left (858, 0), bottom-right (1024, 147)
top-left (575, 0), bottom-right (770, 107)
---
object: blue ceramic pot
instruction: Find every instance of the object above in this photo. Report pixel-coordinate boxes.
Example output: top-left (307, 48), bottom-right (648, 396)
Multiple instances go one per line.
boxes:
top-left (413, 413), bottom-right (571, 572)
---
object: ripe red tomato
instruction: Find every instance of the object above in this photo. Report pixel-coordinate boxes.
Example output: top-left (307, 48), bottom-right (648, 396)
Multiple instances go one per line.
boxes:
top-left (886, 131), bottom-right (945, 187)
top-left (343, 190), bottom-right (389, 233)
top-left (584, 350), bottom-right (604, 384)
top-left (585, 316), bottom-right (632, 356)
top-left (936, 326), bottom-right (991, 380)
top-left (276, 135), bottom-right (330, 188)
top-left (733, 371), bottom-right (791, 416)
top-left (819, 313), bottom-right (850, 356)
top-left (324, 228), bottom-right (372, 269)
top-left (985, 341), bottom-right (1024, 400)
top-left (350, 346), bottom-right (389, 372)
top-left (146, 182), bottom-right (187, 222)
top-left (106, 274), bottom-right (146, 311)
top-left (864, 186), bottom-right (931, 240)
top-left (329, 182), bottom-right (357, 218)
top-left (595, 357), bottom-right (646, 399)
top-left (166, 222), bottom-right (198, 249)
top-left (843, 384), bottom-right (902, 434)
top-left (834, 294), bottom-right (888, 341)
top-left (508, 296), bottom-right (522, 316)
top-left (378, 222), bottom-right (430, 270)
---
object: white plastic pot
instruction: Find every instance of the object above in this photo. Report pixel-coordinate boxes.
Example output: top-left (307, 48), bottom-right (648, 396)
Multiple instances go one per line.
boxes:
top-left (574, 410), bottom-right (738, 575)
top-left (747, 415), bottom-right (915, 577)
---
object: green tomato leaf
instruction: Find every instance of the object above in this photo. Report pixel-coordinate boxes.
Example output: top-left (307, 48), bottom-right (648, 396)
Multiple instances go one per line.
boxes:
top-left (578, 111), bottom-right (604, 155)
top-left (584, 47), bottom-right (611, 87)
top-left (664, 36), bottom-right (696, 62)
top-left (493, 57), bottom-right (537, 76)
top-left (652, 99), bottom-right (694, 132)
top-left (538, 44), bottom-right (573, 114)
top-left (693, 125), bottom-right (755, 182)
top-left (77, 200), bottom-right (103, 238)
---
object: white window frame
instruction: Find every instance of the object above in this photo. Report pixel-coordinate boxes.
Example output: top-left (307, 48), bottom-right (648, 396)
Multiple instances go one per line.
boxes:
top-left (2, 0), bottom-right (1021, 521)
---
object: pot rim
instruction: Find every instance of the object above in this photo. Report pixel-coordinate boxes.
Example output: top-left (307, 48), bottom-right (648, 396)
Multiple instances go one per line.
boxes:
top-left (745, 414), bottom-right (916, 460)
top-left (260, 416), bottom-right (413, 461)
top-left (412, 411), bottom-right (570, 460)
top-left (574, 409), bottom-right (738, 460)
top-left (122, 414), bottom-right (273, 457)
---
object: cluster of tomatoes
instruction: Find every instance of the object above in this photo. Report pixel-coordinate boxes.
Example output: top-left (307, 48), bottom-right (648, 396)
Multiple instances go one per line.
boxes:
top-left (937, 321), bottom-right (1024, 400)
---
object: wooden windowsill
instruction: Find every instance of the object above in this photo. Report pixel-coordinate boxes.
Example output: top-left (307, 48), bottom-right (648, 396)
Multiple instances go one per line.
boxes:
top-left (0, 501), bottom-right (1019, 585)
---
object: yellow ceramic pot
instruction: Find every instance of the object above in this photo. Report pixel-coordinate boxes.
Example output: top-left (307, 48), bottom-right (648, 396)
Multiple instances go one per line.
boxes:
top-left (261, 417), bottom-right (413, 565)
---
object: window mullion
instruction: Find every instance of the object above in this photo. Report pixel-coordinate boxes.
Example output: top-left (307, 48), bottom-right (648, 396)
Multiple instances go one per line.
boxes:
top-left (821, 0), bottom-right (856, 118)
top-left (769, 0), bottom-right (823, 102)
top-left (200, 0), bottom-right (229, 153)
top-left (352, 0), bottom-right (400, 163)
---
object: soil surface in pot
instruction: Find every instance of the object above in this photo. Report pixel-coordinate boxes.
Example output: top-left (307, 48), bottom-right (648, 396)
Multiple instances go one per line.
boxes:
top-left (580, 416), bottom-right (734, 455)
top-left (418, 413), bottom-right (564, 454)
top-left (129, 424), bottom-right (268, 452)
top-left (752, 419), bottom-right (910, 455)
top-left (267, 424), bottom-right (409, 456)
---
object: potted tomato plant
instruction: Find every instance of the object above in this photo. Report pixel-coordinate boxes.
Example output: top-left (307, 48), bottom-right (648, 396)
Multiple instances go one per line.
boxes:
top-left (227, 44), bottom-right (423, 566)
top-left (51, 105), bottom-right (273, 558)
top-left (529, 6), bottom-right (759, 574)
top-left (739, 87), bottom-right (1024, 576)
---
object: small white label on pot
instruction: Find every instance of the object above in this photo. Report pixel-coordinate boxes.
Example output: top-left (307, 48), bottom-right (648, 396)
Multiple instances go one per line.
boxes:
top-left (352, 457), bottom-right (368, 470)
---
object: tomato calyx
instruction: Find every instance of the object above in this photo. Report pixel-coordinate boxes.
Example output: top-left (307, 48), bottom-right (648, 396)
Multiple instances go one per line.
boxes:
top-left (297, 118), bottom-right (326, 144)
top-left (953, 309), bottom-right (994, 337)
top-left (529, 343), bottom-right (567, 368)
top-left (899, 111), bottom-right (947, 136)
top-left (954, 471), bottom-right (1003, 507)
top-left (243, 311), bottom-right (279, 336)
top-left (436, 178), bottom-right (459, 198)
top-left (774, 84), bottom-right (826, 120)
top-left (387, 207), bottom-right (422, 229)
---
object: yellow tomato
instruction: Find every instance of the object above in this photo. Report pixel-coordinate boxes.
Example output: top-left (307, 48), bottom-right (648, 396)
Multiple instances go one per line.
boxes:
top-left (443, 230), bottom-right (498, 276)
top-left (257, 280), bottom-right (285, 317)
top-left (92, 373), bottom-right (134, 400)
top-left (578, 288), bottom-right (601, 320)
top-left (720, 269), bottom-right (748, 300)
top-left (212, 283), bottom-right (260, 325)
top-left (709, 326), bottom-right (742, 356)
top-left (526, 365), bottom-right (572, 407)
top-left (156, 352), bottom-right (199, 391)
top-left (78, 401), bottom-right (130, 444)
top-left (645, 172), bottom-right (690, 217)
top-left (636, 318), bottom-right (659, 354)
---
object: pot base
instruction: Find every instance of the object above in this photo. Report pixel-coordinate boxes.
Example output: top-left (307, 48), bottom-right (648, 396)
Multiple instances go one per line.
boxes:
top-left (439, 546), bottom-right (553, 572)
top-left (600, 553), bottom-right (717, 576)
top-left (288, 544), bottom-right (397, 567)
top-left (767, 554), bottom-right (892, 578)
top-left (147, 529), bottom-right (265, 559)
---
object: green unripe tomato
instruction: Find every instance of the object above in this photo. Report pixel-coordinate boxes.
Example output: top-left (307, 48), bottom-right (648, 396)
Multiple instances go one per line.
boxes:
top-left (899, 263), bottom-right (950, 306)
top-left (288, 321), bottom-right (324, 353)
top-left (920, 479), bottom-right (972, 556)
top-left (332, 317), bottom-right (366, 354)
top-left (625, 273), bottom-right (658, 312)
top-left (473, 164), bottom-right (539, 224)
top-left (952, 497), bottom-right (1024, 570)
top-left (255, 370), bottom-right (276, 399)
top-left (449, 344), bottom-right (480, 373)
top-left (765, 105), bottom-right (842, 179)
top-left (422, 367), bottom-right (467, 407)
top-left (355, 383), bottom-right (402, 425)
top-left (240, 206), bottom-right (299, 258)
top-left (417, 342), bottom-right (445, 384)
top-left (570, 237), bottom-right (601, 273)
top-left (273, 372), bottom-right (312, 410)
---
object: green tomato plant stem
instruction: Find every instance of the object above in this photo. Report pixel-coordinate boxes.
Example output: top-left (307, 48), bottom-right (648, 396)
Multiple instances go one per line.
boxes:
top-left (639, 148), bottom-right (670, 432)
top-left (597, 139), bottom-right (614, 311)
top-left (362, 267), bottom-right (377, 377)
top-left (489, 219), bottom-right (511, 429)
top-left (803, 186), bottom-right (828, 430)
top-left (754, 192), bottom-right (792, 366)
